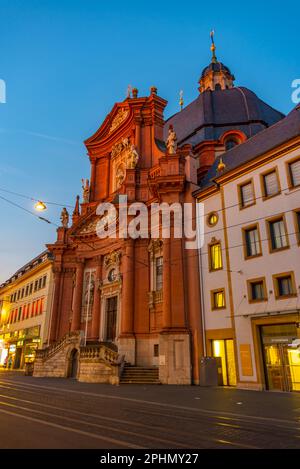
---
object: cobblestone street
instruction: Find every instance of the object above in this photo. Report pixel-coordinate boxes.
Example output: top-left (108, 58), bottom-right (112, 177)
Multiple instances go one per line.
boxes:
top-left (0, 371), bottom-right (299, 449)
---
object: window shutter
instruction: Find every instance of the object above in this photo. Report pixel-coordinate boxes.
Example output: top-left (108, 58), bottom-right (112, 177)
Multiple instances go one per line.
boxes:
top-left (241, 183), bottom-right (254, 206)
top-left (264, 171), bottom-right (279, 196)
top-left (290, 160), bottom-right (300, 187)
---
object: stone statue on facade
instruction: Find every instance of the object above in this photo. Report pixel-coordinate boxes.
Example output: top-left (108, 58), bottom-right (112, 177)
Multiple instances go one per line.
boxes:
top-left (126, 144), bottom-right (139, 169)
top-left (166, 125), bottom-right (177, 155)
top-left (81, 178), bottom-right (90, 203)
top-left (60, 207), bottom-right (69, 228)
top-left (116, 166), bottom-right (125, 187)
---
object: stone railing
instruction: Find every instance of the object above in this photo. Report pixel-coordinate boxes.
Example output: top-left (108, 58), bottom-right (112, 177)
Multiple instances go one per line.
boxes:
top-left (148, 290), bottom-right (163, 309)
top-left (149, 166), bottom-right (161, 179)
top-left (36, 331), bottom-right (82, 360)
top-left (80, 343), bottom-right (120, 366)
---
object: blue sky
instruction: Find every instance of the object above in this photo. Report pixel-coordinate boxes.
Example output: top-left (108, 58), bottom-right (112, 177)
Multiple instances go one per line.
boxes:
top-left (0, 0), bottom-right (298, 282)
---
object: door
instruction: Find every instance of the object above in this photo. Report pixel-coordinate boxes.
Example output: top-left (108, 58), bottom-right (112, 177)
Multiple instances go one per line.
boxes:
top-left (212, 339), bottom-right (237, 386)
top-left (261, 324), bottom-right (300, 392)
top-left (105, 296), bottom-right (118, 342)
top-left (69, 349), bottom-right (79, 378)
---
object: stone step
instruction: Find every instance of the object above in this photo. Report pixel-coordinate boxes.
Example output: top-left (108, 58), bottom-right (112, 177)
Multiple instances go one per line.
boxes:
top-left (120, 365), bottom-right (160, 384)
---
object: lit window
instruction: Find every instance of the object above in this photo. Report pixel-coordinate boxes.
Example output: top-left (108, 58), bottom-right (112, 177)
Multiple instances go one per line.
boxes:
top-left (212, 290), bottom-right (225, 309)
top-left (268, 218), bottom-right (288, 251)
top-left (240, 182), bottom-right (255, 208)
top-left (209, 243), bottom-right (223, 270)
top-left (155, 257), bottom-right (163, 291)
top-left (288, 159), bottom-right (300, 188)
top-left (262, 170), bottom-right (280, 198)
top-left (207, 212), bottom-right (218, 227)
top-left (244, 226), bottom-right (261, 257)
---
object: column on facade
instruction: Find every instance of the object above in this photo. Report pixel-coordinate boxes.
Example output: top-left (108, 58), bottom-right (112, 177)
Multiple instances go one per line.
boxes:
top-left (120, 239), bottom-right (134, 336)
top-left (71, 260), bottom-right (84, 332)
top-left (49, 267), bottom-right (62, 342)
top-left (91, 257), bottom-right (102, 340)
top-left (162, 237), bottom-right (171, 329)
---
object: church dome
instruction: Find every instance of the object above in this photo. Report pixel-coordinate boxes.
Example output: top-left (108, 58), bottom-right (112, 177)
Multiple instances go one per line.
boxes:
top-left (200, 61), bottom-right (233, 80)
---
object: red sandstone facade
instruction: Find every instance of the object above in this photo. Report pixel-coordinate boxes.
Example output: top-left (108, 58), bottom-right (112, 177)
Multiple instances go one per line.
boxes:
top-left (47, 88), bottom-right (203, 384)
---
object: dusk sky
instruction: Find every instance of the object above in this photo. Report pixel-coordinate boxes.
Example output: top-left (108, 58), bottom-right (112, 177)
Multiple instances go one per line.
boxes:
top-left (0, 0), bottom-right (298, 283)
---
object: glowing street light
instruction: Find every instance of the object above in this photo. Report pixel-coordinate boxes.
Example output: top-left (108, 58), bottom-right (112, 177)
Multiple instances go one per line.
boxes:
top-left (34, 200), bottom-right (47, 211)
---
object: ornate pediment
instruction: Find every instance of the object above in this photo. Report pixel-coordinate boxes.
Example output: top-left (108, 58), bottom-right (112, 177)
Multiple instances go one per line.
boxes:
top-left (77, 216), bottom-right (100, 235)
top-left (109, 108), bottom-right (129, 134)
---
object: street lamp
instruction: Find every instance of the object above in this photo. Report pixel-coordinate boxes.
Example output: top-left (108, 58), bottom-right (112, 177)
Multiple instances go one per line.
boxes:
top-left (34, 200), bottom-right (47, 211)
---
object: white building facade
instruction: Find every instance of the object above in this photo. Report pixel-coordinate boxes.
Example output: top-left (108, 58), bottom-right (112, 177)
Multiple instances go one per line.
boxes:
top-left (195, 105), bottom-right (300, 392)
top-left (0, 251), bottom-right (54, 369)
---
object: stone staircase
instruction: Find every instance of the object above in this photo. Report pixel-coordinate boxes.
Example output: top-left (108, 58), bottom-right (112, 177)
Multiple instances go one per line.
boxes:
top-left (120, 364), bottom-right (160, 384)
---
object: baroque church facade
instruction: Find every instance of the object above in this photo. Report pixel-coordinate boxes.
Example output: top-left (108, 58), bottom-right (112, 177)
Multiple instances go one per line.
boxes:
top-left (34, 40), bottom-right (285, 385)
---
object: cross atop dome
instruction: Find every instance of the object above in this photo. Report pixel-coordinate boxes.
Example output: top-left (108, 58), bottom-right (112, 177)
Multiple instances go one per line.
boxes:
top-left (198, 31), bottom-right (235, 93)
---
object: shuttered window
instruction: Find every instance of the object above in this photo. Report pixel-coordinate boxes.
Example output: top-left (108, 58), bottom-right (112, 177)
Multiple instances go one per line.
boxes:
top-left (240, 182), bottom-right (255, 207)
top-left (269, 218), bottom-right (288, 250)
top-left (289, 159), bottom-right (300, 187)
top-left (263, 171), bottom-right (280, 197)
top-left (250, 281), bottom-right (265, 301)
top-left (245, 227), bottom-right (261, 257)
top-left (277, 276), bottom-right (293, 297)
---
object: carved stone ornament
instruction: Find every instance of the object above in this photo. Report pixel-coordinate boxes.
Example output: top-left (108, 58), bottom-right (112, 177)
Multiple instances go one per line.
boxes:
top-left (78, 217), bottom-right (100, 235)
top-left (148, 239), bottom-right (163, 256)
top-left (111, 137), bottom-right (130, 159)
top-left (109, 108), bottom-right (129, 134)
top-left (104, 251), bottom-right (122, 269)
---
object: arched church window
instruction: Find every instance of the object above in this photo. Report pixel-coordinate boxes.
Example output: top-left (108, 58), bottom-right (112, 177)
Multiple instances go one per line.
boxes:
top-left (215, 84), bottom-right (221, 91)
top-left (225, 138), bottom-right (239, 151)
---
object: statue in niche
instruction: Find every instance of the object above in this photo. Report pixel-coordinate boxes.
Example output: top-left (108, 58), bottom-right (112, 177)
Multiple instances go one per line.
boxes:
top-left (126, 144), bottom-right (139, 169)
top-left (81, 178), bottom-right (90, 203)
top-left (166, 125), bottom-right (177, 155)
top-left (60, 207), bottom-right (69, 228)
top-left (116, 166), bottom-right (125, 187)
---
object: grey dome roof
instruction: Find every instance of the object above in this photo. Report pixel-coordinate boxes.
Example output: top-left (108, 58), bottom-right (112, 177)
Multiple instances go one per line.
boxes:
top-left (164, 86), bottom-right (285, 147)
top-left (200, 61), bottom-right (232, 79)
top-left (197, 104), bottom-right (300, 191)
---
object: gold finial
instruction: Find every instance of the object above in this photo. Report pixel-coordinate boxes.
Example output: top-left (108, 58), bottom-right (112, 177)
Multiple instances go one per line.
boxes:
top-left (210, 30), bottom-right (217, 64)
top-left (217, 156), bottom-right (226, 173)
top-left (179, 90), bottom-right (184, 110)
